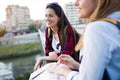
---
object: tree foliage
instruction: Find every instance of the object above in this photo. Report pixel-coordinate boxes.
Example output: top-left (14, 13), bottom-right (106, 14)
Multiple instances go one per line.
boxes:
top-left (28, 23), bottom-right (38, 33)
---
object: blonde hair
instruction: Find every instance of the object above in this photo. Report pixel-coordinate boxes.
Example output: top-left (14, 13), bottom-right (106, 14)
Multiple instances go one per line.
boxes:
top-left (75, 0), bottom-right (120, 51)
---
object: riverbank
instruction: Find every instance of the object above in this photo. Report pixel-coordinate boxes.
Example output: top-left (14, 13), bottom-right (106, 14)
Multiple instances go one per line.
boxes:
top-left (0, 41), bottom-right (43, 60)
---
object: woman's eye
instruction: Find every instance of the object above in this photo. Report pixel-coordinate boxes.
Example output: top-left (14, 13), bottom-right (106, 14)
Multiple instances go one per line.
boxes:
top-left (49, 14), bottom-right (54, 17)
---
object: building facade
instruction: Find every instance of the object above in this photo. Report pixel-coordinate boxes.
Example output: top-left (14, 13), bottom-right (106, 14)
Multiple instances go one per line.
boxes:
top-left (6, 5), bottom-right (31, 33)
top-left (65, 2), bottom-right (86, 25)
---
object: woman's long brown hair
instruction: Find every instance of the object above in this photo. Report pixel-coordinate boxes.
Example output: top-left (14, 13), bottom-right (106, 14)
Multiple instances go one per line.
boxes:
top-left (46, 3), bottom-right (71, 49)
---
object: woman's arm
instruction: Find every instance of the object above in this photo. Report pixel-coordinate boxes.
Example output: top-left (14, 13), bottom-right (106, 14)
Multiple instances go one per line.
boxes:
top-left (48, 62), bottom-right (79, 80)
top-left (34, 52), bottom-right (58, 71)
top-left (77, 22), bottom-right (111, 80)
top-left (33, 56), bottom-right (51, 71)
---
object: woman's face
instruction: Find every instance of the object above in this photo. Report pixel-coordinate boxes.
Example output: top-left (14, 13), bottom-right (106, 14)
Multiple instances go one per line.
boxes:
top-left (45, 8), bottom-right (59, 28)
top-left (75, 0), bottom-right (97, 18)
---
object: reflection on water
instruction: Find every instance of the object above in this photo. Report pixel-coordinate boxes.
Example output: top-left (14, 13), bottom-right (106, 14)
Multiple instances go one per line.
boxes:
top-left (0, 54), bottom-right (41, 80)
top-left (0, 62), bottom-right (13, 80)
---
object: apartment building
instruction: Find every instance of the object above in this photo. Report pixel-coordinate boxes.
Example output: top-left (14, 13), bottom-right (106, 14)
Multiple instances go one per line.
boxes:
top-left (65, 2), bottom-right (86, 25)
top-left (6, 5), bottom-right (31, 33)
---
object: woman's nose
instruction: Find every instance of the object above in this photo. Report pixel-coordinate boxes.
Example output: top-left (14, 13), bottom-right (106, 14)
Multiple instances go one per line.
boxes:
top-left (45, 16), bottom-right (50, 21)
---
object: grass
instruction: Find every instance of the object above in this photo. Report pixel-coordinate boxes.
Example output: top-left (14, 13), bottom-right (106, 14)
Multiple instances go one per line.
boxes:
top-left (0, 42), bottom-right (43, 60)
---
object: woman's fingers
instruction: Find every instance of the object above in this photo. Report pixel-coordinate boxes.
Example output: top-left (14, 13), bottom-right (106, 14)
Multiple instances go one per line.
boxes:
top-left (34, 61), bottom-right (39, 71)
top-left (34, 59), bottom-right (43, 71)
top-left (58, 54), bottom-right (69, 60)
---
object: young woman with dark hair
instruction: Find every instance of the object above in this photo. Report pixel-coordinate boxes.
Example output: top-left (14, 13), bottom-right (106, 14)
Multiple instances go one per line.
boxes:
top-left (34, 3), bottom-right (80, 71)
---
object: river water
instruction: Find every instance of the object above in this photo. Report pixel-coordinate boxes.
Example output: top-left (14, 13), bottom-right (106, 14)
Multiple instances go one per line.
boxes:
top-left (0, 25), bottom-right (84, 80)
top-left (0, 54), bottom-right (42, 80)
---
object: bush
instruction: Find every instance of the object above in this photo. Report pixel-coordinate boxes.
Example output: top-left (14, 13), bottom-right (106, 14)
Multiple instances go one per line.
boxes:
top-left (0, 28), bottom-right (7, 37)
top-left (28, 24), bottom-right (38, 33)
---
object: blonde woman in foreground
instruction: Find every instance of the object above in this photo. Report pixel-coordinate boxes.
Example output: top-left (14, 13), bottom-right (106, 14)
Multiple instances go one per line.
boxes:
top-left (48, 0), bottom-right (120, 80)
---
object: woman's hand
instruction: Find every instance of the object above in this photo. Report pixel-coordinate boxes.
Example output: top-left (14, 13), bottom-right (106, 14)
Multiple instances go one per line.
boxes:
top-left (58, 54), bottom-right (80, 70)
top-left (34, 52), bottom-right (58, 71)
top-left (49, 62), bottom-right (72, 77)
top-left (34, 57), bottom-right (43, 71)
top-left (49, 52), bottom-right (58, 60)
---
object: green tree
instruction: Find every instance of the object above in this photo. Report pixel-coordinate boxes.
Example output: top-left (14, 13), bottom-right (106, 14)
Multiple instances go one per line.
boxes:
top-left (28, 23), bottom-right (38, 33)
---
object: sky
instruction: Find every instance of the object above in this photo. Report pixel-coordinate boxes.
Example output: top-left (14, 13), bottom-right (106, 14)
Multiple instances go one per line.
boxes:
top-left (0, 0), bottom-right (75, 23)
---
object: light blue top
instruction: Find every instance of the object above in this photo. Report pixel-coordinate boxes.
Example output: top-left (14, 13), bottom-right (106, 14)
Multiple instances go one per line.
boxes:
top-left (67, 12), bottom-right (120, 80)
